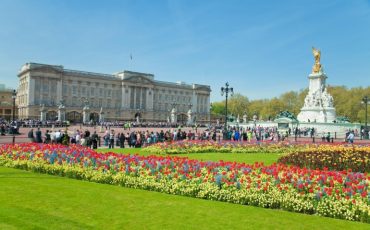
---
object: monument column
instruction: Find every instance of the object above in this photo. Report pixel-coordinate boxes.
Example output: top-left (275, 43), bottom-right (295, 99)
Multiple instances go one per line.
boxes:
top-left (28, 77), bottom-right (35, 105)
top-left (56, 79), bottom-right (62, 102)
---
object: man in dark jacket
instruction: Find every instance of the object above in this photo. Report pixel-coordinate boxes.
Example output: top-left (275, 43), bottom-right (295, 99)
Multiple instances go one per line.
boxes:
top-left (119, 133), bottom-right (125, 148)
top-left (35, 128), bottom-right (42, 143)
top-left (28, 129), bottom-right (35, 143)
top-left (91, 131), bottom-right (99, 149)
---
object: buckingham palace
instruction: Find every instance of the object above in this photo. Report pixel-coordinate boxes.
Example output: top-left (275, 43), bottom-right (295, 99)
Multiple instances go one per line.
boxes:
top-left (16, 63), bottom-right (211, 124)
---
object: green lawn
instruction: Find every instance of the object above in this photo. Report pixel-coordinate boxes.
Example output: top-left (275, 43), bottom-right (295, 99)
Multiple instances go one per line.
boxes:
top-left (0, 166), bottom-right (369, 229)
top-left (97, 148), bottom-right (280, 165)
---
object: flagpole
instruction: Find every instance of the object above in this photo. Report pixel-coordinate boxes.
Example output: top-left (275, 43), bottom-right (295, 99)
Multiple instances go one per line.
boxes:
top-left (130, 53), bottom-right (133, 71)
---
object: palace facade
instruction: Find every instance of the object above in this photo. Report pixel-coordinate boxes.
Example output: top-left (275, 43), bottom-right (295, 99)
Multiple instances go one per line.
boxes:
top-left (0, 85), bottom-right (18, 121)
top-left (16, 63), bottom-right (211, 123)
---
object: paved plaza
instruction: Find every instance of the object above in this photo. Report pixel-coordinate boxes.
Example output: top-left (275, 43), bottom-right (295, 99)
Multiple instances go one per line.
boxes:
top-left (1, 124), bottom-right (369, 146)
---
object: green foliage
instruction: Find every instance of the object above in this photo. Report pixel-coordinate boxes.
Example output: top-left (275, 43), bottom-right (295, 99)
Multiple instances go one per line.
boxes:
top-left (97, 148), bottom-right (280, 165)
top-left (228, 93), bottom-right (249, 116)
top-left (211, 101), bottom-right (225, 115)
top-left (212, 86), bottom-right (370, 123)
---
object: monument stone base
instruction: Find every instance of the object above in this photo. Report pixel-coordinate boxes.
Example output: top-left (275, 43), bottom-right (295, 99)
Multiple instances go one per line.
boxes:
top-left (297, 107), bottom-right (336, 123)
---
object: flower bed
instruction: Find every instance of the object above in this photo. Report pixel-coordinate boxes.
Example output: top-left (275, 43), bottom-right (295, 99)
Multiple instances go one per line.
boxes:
top-left (144, 141), bottom-right (306, 154)
top-left (278, 145), bottom-right (370, 172)
top-left (1, 143), bottom-right (370, 223)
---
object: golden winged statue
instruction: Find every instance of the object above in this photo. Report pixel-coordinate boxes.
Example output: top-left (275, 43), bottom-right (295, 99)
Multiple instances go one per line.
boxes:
top-left (312, 47), bottom-right (322, 74)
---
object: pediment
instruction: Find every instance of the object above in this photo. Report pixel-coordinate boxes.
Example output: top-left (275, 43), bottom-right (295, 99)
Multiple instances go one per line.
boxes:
top-left (124, 75), bottom-right (154, 84)
top-left (194, 86), bottom-right (211, 92)
top-left (33, 66), bottom-right (63, 74)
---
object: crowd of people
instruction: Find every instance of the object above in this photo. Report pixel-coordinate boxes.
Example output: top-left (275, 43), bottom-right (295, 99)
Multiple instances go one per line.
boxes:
top-left (3, 115), bottom-right (370, 146)
top-left (0, 118), bottom-right (19, 135)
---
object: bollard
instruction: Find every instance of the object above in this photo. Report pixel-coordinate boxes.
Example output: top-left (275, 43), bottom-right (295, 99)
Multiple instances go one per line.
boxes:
top-left (98, 136), bottom-right (101, 147)
top-left (334, 132), bottom-right (337, 139)
top-left (331, 137), bottom-right (334, 143)
top-left (312, 136), bottom-right (315, 143)
top-left (12, 135), bottom-right (15, 145)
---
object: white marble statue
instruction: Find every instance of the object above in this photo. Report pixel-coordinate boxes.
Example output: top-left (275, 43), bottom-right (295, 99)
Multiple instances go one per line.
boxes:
top-left (242, 114), bottom-right (247, 123)
top-left (171, 107), bottom-right (177, 123)
top-left (297, 48), bottom-right (336, 123)
top-left (57, 100), bottom-right (66, 122)
top-left (187, 109), bottom-right (193, 125)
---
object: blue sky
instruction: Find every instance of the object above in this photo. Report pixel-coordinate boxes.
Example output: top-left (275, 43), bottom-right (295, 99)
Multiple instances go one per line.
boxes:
top-left (0, 0), bottom-right (370, 102)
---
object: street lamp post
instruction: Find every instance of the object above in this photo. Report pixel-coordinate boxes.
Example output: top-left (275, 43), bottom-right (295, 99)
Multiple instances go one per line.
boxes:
top-left (12, 89), bottom-right (17, 145)
top-left (221, 82), bottom-right (233, 139)
top-left (362, 96), bottom-right (369, 138)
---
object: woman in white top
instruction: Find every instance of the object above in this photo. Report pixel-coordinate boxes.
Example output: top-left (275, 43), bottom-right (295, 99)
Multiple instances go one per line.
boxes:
top-left (50, 131), bottom-right (56, 144)
top-left (80, 135), bottom-right (86, 146)
top-left (75, 133), bottom-right (81, 145)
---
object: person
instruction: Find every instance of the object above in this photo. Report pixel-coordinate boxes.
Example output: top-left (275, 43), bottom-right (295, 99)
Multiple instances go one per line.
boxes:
top-left (119, 132), bottom-right (125, 148)
top-left (91, 131), bottom-right (99, 149)
top-left (28, 129), bottom-right (35, 143)
top-left (0, 124), bottom-right (5, 136)
top-left (75, 131), bottom-right (81, 145)
top-left (136, 131), bottom-right (142, 147)
top-left (50, 130), bottom-right (56, 144)
top-left (116, 133), bottom-right (121, 147)
top-left (35, 128), bottom-right (42, 143)
top-left (44, 130), bottom-right (51, 144)
top-left (80, 134), bottom-right (87, 146)
top-left (85, 129), bottom-right (91, 148)
top-left (129, 132), bottom-right (136, 147)
top-left (347, 131), bottom-right (355, 144)
top-left (326, 132), bottom-right (331, 143)
top-left (104, 130), bottom-right (109, 146)
top-left (109, 130), bottom-right (115, 149)
top-left (55, 130), bottom-right (61, 143)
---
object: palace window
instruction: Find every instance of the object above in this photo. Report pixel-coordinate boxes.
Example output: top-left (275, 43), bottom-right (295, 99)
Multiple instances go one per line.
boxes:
top-left (62, 85), bottom-right (67, 94)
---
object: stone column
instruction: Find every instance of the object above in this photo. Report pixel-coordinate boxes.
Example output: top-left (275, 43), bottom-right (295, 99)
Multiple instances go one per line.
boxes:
top-left (99, 107), bottom-right (105, 123)
top-left (28, 78), bottom-right (35, 105)
top-left (56, 80), bottom-right (62, 102)
top-left (83, 106), bottom-right (90, 123)
top-left (40, 105), bottom-right (47, 122)
top-left (133, 87), bottom-right (138, 109)
top-left (146, 87), bottom-right (153, 110)
top-left (58, 107), bottom-right (65, 122)
top-left (171, 107), bottom-right (177, 123)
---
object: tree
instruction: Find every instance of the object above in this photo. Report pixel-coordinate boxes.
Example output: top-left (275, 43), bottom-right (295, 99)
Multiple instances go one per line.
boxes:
top-left (227, 93), bottom-right (249, 117)
top-left (210, 101), bottom-right (225, 115)
top-left (210, 86), bottom-right (370, 123)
